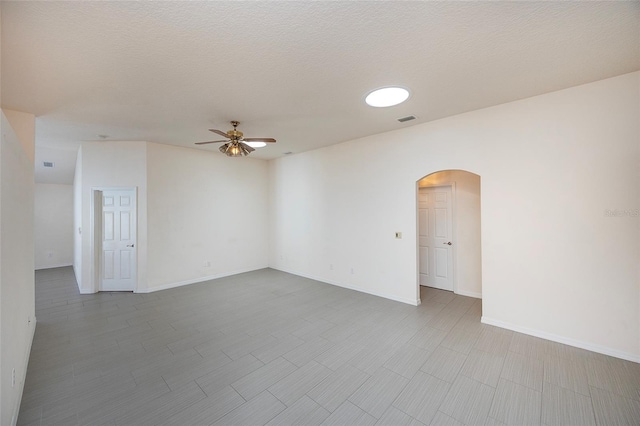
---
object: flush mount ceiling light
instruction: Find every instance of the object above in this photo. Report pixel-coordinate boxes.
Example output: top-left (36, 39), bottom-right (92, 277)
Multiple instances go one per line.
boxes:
top-left (365, 86), bottom-right (410, 107)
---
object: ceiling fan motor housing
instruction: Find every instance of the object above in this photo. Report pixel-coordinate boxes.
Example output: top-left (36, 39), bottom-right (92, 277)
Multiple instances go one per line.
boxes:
top-left (228, 130), bottom-right (243, 139)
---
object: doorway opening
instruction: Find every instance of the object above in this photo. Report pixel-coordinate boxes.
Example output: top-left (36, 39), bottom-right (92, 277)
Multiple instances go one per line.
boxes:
top-left (416, 170), bottom-right (481, 302)
top-left (90, 187), bottom-right (138, 292)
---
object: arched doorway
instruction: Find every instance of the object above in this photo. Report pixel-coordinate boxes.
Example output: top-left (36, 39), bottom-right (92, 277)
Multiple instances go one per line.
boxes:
top-left (416, 170), bottom-right (482, 303)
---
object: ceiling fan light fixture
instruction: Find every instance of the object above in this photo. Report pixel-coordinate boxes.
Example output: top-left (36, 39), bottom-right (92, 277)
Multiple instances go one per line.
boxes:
top-left (219, 141), bottom-right (251, 157)
top-left (196, 121), bottom-right (275, 156)
top-left (365, 86), bottom-right (410, 107)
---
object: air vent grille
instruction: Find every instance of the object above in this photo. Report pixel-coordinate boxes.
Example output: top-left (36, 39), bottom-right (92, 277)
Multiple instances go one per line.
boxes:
top-left (397, 115), bottom-right (416, 123)
top-left (43, 162), bottom-right (55, 168)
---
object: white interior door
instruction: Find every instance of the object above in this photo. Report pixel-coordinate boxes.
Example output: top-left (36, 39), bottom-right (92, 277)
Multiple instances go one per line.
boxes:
top-left (419, 186), bottom-right (454, 291)
top-left (101, 189), bottom-right (137, 291)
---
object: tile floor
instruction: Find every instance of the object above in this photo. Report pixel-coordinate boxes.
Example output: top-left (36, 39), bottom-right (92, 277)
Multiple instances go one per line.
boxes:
top-left (18, 267), bottom-right (640, 425)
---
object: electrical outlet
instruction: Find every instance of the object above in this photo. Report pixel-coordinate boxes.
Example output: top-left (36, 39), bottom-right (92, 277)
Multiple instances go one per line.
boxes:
top-left (12, 368), bottom-right (16, 387)
top-left (203, 261), bottom-right (211, 267)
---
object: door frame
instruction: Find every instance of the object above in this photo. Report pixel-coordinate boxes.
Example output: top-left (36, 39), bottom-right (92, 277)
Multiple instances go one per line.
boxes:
top-left (416, 182), bottom-right (458, 297)
top-left (89, 186), bottom-right (138, 293)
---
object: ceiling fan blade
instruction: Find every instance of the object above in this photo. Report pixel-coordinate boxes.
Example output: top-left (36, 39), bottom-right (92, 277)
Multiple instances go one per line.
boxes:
top-left (195, 139), bottom-right (229, 145)
top-left (243, 137), bottom-right (276, 143)
top-left (209, 129), bottom-right (230, 138)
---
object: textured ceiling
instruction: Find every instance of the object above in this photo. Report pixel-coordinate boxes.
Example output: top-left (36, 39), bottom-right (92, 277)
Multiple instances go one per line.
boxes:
top-left (2, 1), bottom-right (639, 183)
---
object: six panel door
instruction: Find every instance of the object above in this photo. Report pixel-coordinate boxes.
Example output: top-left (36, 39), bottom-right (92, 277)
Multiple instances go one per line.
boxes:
top-left (101, 189), bottom-right (137, 291)
top-left (418, 186), bottom-right (453, 291)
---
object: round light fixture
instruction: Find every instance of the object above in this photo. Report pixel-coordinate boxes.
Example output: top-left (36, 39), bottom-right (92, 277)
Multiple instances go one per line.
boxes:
top-left (365, 86), bottom-right (410, 107)
top-left (244, 141), bottom-right (267, 148)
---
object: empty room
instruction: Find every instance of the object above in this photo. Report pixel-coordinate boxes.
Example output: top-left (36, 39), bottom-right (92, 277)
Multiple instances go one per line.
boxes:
top-left (1, 1), bottom-right (639, 425)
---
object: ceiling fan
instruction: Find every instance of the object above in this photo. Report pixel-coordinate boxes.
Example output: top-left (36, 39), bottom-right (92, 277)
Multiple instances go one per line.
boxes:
top-left (195, 121), bottom-right (276, 157)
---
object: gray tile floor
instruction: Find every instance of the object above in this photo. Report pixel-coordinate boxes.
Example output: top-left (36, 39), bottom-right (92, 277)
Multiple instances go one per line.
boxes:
top-left (18, 267), bottom-right (640, 425)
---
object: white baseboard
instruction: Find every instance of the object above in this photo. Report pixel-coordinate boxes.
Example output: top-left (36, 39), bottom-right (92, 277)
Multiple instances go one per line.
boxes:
top-left (35, 262), bottom-right (73, 271)
top-left (455, 289), bottom-right (482, 299)
top-left (12, 317), bottom-right (36, 426)
top-left (481, 316), bottom-right (640, 363)
top-left (270, 266), bottom-right (421, 306)
top-left (136, 266), bottom-right (268, 293)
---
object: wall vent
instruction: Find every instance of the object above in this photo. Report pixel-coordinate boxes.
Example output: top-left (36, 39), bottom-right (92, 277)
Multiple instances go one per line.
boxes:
top-left (43, 161), bottom-right (55, 168)
top-left (397, 115), bottom-right (416, 123)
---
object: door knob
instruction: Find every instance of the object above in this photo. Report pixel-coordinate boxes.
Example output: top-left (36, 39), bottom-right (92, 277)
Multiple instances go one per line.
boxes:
top-left (443, 242), bottom-right (452, 245)
top-left (127, 244), bottom-right (135, 248)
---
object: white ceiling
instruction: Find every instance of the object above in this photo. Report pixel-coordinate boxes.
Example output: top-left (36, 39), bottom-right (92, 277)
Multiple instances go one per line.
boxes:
top-left (2, 1), bottom-right (639, 184)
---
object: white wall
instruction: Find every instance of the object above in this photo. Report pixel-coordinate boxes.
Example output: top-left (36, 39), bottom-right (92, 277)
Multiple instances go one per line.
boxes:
top-left (74, 141), bottom-right (148, 293)
top-left (419, 170), bottom-right (482, 298)
top-left (3, 110), bottom-right (34, 164)
top-left (269, 72), bottom-right (640, 361)
top-left (73, 148), bottom-right (82, 283)
top-left (73, 141), bottom-right (269, 293)
top-left (146, 143), bottom-right (269, 290)
top-left (269, 143), bottom-right (422, 305)
top-left (34, 184), bottom-right (73, 269)
top-left (0, 110), bottom-right (36, 426)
